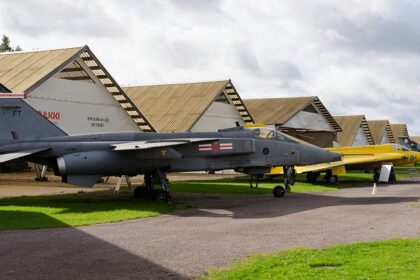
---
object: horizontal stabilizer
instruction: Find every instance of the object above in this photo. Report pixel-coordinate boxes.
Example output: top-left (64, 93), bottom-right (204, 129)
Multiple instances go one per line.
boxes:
top-left (111, 138), bottom-right (218, 151)
top-left (0, 147), bottom-right (50, 163)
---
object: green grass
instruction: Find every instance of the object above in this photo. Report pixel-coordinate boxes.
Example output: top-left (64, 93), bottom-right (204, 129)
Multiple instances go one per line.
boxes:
top-left (201, 239), bottom-right (420, 280)
top-left (0, 193), bottom-right (179, 230)
top-left (170, 179), bottom-right (340, 195)
top-left (170, 169), bottom-right (415, 196)
top-left (0, 170), bottom-right (408, 230)
top-left (170, 172), bottom-right (377, 195)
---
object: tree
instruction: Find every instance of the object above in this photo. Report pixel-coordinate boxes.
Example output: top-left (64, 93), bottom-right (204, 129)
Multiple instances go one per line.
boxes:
top-left (0, 35), bottom-right (12, 52)
top-left (0, 35), bottom-right (22, 52)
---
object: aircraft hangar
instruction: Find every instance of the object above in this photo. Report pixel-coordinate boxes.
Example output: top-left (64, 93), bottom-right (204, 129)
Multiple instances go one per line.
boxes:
top-left (0, 46), bottom-right (154, 134)
top-left (243, 97), bottom-right (342, 147)
top-left (411, 136), bottom-right (420, 143)
top-left (123, 80), bottom-right (254, 132)
top-left (333, 115), bottom-right (374, 146)
top-left (390, 123), bottom-right (409, 141)
top-left (367, 120), bottom-right (395, 144)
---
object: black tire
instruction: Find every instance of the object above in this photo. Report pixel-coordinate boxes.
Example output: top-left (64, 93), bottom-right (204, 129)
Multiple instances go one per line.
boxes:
top-left (133, 186), bottom-right (148, 199)
top-left (326, 175), bottom-right (338, 184)
top-left (288, 175), bottom-right (296, 186)
top-left (306, 173), bottom-right (318, 184)
top-left (273, 185), bottom-right (286, 198)
top-left (155, 190), bottom-right (168, 202)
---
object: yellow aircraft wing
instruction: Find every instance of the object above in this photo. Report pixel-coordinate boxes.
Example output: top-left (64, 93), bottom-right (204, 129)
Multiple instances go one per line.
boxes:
top-left (269, 152), bottom-right (410, 176)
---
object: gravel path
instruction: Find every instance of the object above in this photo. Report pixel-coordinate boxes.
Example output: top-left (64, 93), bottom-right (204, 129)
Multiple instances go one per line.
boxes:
top-left (0, 183), bottom-right (419, 279)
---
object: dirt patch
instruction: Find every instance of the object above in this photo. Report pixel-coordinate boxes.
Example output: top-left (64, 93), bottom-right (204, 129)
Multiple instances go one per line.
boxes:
top-left (0, 171), bottom-right (244, 198)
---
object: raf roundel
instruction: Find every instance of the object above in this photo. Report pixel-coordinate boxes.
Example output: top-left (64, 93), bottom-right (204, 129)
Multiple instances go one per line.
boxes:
top-left (263, 147), bottom-right (269, 155)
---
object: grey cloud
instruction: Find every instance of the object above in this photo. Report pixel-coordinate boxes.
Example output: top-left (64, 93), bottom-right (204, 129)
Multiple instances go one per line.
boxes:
top-left (232, 48), bottom-right (261, 75)
top-left (334, 16), bottom-right (420, 54)
top-left (170, 0), bottom-right (223, 13)
top-left (0, 0), bottom-right (125, 37)
top-left (310, 2), bottom-right (420, 55)
top-left (0, 0), bottom-right (419, 134)
top-left (268, 60), bottom-right (302, 81)
top-left (158, 38), bottom-right (210, 69)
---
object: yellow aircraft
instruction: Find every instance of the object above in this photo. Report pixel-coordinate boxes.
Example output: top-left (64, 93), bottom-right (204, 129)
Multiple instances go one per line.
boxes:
top-left (269, 144), bottom-right (420, 184)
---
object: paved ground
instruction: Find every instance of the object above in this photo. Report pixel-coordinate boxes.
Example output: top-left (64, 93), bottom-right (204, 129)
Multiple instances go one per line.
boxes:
top-left (0, 183), bottom-right (419, 280)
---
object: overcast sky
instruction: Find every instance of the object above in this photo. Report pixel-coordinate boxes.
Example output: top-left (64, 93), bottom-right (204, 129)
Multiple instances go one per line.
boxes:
top-left (1, 0), bottom-right (419, 134)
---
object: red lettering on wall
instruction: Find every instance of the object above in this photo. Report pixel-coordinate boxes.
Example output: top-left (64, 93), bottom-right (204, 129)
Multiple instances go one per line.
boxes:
top-left (39, 111), bottom-right (61, 120)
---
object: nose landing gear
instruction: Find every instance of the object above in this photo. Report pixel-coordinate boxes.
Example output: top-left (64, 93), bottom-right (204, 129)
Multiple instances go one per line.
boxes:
top-left (272, 166), bottom-right (296, 198)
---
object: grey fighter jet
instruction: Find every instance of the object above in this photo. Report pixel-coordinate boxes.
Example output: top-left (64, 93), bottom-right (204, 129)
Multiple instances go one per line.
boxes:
top-left (0, 94), bottom-right (341, 201)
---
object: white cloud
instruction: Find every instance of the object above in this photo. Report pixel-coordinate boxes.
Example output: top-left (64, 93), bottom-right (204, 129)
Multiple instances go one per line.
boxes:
top-left (0, 0), bottom-right (419, 134)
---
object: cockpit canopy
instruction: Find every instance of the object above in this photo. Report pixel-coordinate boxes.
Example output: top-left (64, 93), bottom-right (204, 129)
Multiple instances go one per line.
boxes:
top-left (250, 127), bottom-right (298, 143)
top-left (392, 144), bottom-right (410, 151)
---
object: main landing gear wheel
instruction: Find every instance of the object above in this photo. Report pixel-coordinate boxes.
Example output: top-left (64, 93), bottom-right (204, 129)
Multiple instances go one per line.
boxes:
top-left (306, 172), bottom-right (318, 184)
top-left (326, 175), bottom-right (338, 184)
top-left (133, 186), bottom-right (148, 199)
top-left (133, 169), bottom-right (171, 202)
top-left (273, 185), bottom-right (286, 198)
top-left (155, 190), bottom-right (171, 202)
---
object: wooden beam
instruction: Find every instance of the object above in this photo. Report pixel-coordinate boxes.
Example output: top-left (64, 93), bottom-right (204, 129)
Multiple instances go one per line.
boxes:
top-left (59, 67), bottom-right (84, 73)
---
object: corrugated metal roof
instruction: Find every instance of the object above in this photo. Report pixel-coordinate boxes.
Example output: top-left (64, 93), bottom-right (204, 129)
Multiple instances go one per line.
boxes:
top-left (0, 46), bottom-right (155, 132)
top-left (244, 97), bottom-right (342, 132)
top-left (334, 115), bottom-right (374, 146)
top-left (390, 124), bottom-right (409, 139)
top-left (123, 80), bottom-right (254, 132)
top-left (367, 120), bottom-right (395, 144)
top-left (411, 136), bottom-right (420, 143)
top-left (0, 47), bottom-right (83, 93)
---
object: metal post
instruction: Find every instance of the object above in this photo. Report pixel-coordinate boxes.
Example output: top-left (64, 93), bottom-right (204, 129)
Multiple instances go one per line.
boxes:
top-left (34, 164), bottom-right (48, 181)
top-left (114, 176), bottom-right (123, 194)
top-left (125, 175), bottom-right (133, 193)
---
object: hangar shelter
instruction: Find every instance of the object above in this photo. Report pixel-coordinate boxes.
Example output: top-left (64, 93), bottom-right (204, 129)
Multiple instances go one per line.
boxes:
top-left (411, 136), bottom-right (420, 144)
top-left (390, 123), bottom-right (409, 140)
top-left (244, 97), bottom-right (342, 147)
top-left (0, 46), bottom-right (154, 134)
top-left (123, 80), bottom-right (254, 132)
top-left (334, 115), bottom-right (374, 146)
top-left (367, 120), bottom-right (395, 144)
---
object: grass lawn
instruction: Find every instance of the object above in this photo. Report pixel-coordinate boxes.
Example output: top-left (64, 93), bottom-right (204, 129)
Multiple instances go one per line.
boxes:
top-left (0, 170), bottom-right (407, 230)
top-left (0, 193), bottom-right (179, 230)
top-left (170, 172), bottom-right (376, 195)
top-left (201, 239), bottom-right (420, 280)
top-left (170, 179), bottom-right (339, 195)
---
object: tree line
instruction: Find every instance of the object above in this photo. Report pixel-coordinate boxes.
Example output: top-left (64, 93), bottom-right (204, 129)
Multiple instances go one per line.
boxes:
top-left (0, 35), bottom-right (22, 52)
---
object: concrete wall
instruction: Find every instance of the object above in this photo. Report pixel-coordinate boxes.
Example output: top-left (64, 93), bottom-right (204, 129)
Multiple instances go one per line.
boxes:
top-left (190, 101), bottom-right (244, 132)
top-left (353, 127), bottom-right (369, 146)
top-left (380, 132), bottom-right (391, 144)
top-left (26, 60), bottom-right (139, 134)
top-left (282, 111), bottom-right (335, 132)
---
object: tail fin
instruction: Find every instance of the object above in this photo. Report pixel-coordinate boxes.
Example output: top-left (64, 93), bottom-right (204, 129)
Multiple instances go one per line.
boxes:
top-left (0, 84), bottom-right (67, 140)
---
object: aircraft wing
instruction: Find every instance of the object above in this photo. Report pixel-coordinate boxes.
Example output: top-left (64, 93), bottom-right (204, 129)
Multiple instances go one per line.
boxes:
top-left (341, 153), bottom-right (405, 165)
top-left (0, 147), bottom-right (50, 163)
top-left (270, 160), bottom-right (346, 175)
top-left (111, 138), bottom-right (219, 151)
top-left (270, 153), bottom-right (407, 175)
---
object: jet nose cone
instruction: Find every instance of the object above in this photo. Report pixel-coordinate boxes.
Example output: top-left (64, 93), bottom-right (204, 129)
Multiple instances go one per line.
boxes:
top-left (298, 144), bottom-right (342, 165)
top-left (330, 151), bottom-right (343, 162)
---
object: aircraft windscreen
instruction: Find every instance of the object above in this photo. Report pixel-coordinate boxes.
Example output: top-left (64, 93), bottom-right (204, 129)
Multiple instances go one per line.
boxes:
top-left (392, 144), bottom-right (410, 151)
top-left (252, 127), bottom-right (297, 143)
